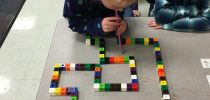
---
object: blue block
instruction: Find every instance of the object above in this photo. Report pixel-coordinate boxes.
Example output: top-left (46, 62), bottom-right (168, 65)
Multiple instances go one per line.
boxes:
top-left (132, 79), bottom-right (138, 83)
top-left (60, 64), bottom-right (65, 71)
top-left (72, 87), bottom-right (78, 96)
top-left (155, 51), bottom-right (161, 56)
top-left (95, 72), bottom-right (101, 76)
top-left (50, 82), bottom-right (58, 88)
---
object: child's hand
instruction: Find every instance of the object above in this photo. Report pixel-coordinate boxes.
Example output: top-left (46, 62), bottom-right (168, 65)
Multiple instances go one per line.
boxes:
top-left (133, 10), bottom-right (141, 17)
top-left (102, 17), bottom-right (121, 33)
top-left (116, 19), bottom-right (128, 35)
top-left (148, 19), bottom-right (162, 29)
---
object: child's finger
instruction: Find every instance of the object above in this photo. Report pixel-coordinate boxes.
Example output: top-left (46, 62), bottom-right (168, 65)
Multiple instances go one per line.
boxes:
top-left (104, 28), bottom-right (115, 32)
top-left (154, 25), bottom-right (162, 29)
top-left (149, 24), bottom-right (158, 27)
top-left (148, 20), bottom-right (155, 25)
top-left (105, 21), bottom-right (120, 26)
top-left (106, 17), bottom-right (121, 21)
top-left (117, 24), bottom-right (126, 35)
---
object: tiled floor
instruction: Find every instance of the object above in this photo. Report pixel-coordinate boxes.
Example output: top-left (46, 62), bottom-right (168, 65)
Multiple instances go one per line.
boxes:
top-left (0, 0), bottom-right (150, 100)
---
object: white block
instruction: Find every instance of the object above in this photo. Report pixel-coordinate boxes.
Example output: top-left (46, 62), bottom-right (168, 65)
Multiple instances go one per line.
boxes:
top-left (70, 63), bottom-right (75, 71)
top-left (86, 39), bottom-right (91, 45)
top-left (129, 60), bottom-right (135, 64)
top-left (121, 83), bottom-right (127, 91)
top-left (49, 88), bottom-right (55, 96)
top-left (94, 83), bottom-right (99, 91)
top-left (200, 58), bottom-right (210, 68)
top-left (131, 75), bottom-right (137, 79)
top-left (163, 94), bottom-right (170, 100)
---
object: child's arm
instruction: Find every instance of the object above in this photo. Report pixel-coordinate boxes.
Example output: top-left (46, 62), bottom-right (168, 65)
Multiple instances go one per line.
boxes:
top-left (63, 0), bottom-right (104, 36)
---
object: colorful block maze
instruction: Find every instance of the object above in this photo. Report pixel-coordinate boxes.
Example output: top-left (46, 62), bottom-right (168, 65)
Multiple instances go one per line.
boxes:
top-left (49, 36), bottom-right (171, 100)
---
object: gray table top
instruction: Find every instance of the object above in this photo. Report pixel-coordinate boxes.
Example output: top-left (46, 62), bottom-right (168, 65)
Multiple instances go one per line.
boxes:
top-left (36, 17), bottom-right (210, 100)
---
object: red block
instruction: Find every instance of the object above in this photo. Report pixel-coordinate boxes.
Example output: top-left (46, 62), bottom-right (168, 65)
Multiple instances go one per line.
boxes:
top-left (109, 57), bottom-right (115, 64)
top-left (158, 69), bottom-right (165, 77)
top-left (131, 83), bottom-right (139, 91)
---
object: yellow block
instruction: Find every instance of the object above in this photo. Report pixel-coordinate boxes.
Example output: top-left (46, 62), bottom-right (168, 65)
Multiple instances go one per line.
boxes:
top-left (144, 38), bottom-right (149, 45)
top-left (54, 63), bottom-right (61, 67)
top-left (130, 63), bottom-right (136, 67)
top-left (160, 80), bottom-right (167, 85)
top-left (99, 54), bottom-right (105, 58)
top-left (155, 47), bottom-right (161, 51)
top-left (53, 71), bottom-right (59, 76)
top-left (157, 64), bottom-right (164, 69)
top-left (54, 88), bottom-right (61, 96)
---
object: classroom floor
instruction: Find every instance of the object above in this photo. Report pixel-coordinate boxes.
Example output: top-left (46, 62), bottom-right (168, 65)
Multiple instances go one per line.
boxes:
top-left (0, 0), bottom-right (150, 100)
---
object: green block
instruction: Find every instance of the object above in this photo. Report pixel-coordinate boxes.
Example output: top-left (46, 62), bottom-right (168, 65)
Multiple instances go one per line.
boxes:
top-left (95, 41), bottom-right (100, 46)
top-left (131, 38), bottom-right (135, 45)
top-left (124, 56), bottom-right (129, 60)
top-left (95, 64), bottom-right (100, 67)
top-left (100, 58), bottom-right (105, 64)
top-left (85, 64), bottom-right (91, 71)
top-left (99, 83), bottom-right (105, 91)
top-left (161, 85), bottom-right (168, 91)
top-left (94, 79), bottom-right (101, 83)
top-left (153, 42), bottom-right (160, 47)
top-left (124, 56), bottom-right (129, 64)
top-left (99, 47), bottom-right (105, 51)
top-left (95, 39), bottom-right (99, 46)
top-left (139, 38), bottom-right (144, 44)
top-left (86, 36), bottom-right (91, 39)
top-left (105, 84), bottom-right (110, 91)
top-left (70, 96), bottom-right (77, 100)
top-left (156, 61), bottom-right (163, 65)
top-left (100, 61), bottom-right (105, 64)
top-left (100, 58), bottom-right (105, 61)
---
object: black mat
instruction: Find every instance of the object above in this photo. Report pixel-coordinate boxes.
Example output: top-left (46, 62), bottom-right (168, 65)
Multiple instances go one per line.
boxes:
top-left (0, 0), bottom-right (26, 47)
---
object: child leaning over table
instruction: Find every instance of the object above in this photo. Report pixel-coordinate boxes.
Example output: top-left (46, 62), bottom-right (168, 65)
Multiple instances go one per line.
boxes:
top-left (63, 0), bottom-right (137, 36)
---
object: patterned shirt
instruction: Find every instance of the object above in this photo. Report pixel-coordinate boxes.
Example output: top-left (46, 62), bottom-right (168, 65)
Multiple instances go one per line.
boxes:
top-left (63, 0), bottom-right (123, 36)
top-left (153, 0), bottom-right (210, 31)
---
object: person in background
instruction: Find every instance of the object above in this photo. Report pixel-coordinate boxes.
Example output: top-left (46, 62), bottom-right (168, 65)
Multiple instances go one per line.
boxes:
top-left (148, 0), bottom-right (210, 31)
top-left (63, 0), bottom-right (137, 36)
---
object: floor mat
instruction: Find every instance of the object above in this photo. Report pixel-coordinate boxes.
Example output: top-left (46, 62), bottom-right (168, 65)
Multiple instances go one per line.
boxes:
top-left (0, 0), bottom-right (26, 47)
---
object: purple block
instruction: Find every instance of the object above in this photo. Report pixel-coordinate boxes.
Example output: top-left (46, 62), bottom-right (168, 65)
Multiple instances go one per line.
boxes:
top-left (66, 87), bottom-right (72, 95)
top-left (75, 64), bottom-right (81, 71)
top-left (127, 83), bottom-right (132, 91)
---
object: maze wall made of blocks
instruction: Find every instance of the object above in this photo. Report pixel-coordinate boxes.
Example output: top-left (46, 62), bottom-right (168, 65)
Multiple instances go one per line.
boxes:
top-left (49, 36), bottom-right (171, 100)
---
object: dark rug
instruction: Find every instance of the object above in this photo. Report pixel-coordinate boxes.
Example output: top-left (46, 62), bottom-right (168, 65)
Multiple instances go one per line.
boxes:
top-left (0, 0), bottom-right (26, 47)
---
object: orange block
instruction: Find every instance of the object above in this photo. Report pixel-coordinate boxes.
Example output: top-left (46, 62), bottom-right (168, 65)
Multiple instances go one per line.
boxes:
top-left (126, 38), bottom-right (131, 45)
top-left (158, 69), bottom-right (165, 77)
top-left (52, 75), bottom-right (59, 81)
top-left (114, 57), bottom-right (121, 64)
top-left (95, 67), bottom-right (101, 71)
top-left (153, 38), bottom-right (159, 42)
top-left (65, 64), bottom-right (70, 71)
top-left (60, 87), bottom-right (66, 96)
